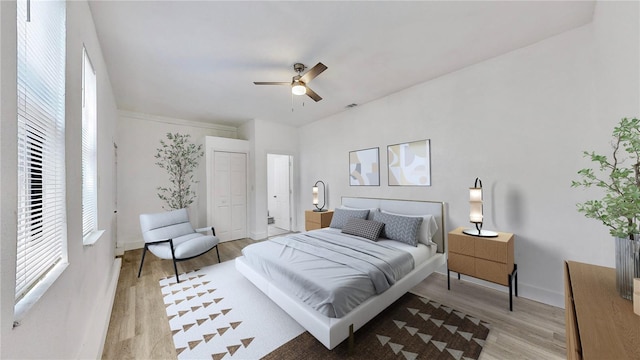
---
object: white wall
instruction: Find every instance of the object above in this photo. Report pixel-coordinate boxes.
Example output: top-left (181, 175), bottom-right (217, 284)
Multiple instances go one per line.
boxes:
top-left (1, 1), bottom-right (121, 358)
top-left (297, 1), bottom-right (639, 307)
top-left (117, 111), bottom-right (237, 250)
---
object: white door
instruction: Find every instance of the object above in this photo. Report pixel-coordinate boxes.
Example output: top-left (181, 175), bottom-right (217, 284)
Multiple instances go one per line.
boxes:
top-left (213, 151), bottom-right (247, 242)
top-left (273, 155), bottom-right (291, 231)
top-left (230, 153), bottom-right (247, 239)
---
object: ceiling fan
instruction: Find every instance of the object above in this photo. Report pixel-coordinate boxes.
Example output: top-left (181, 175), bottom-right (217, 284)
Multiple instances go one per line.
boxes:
top-left (254, 62), bottom-right (327, 102)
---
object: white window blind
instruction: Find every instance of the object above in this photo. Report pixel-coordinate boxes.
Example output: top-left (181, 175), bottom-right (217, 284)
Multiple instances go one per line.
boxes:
top-left (82, 48), bottom-right (97, 238)
top-left (15, 0), bottom-right (67, 301)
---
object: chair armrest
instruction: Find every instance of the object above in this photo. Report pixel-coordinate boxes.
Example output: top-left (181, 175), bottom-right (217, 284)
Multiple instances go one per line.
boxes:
top-left (146, 238), bottom-right (173, 246)
top-left (195, 226), bottom-right (216, 236)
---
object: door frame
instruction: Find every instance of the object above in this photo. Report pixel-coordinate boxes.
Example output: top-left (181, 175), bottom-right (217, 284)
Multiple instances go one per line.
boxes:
top-left (266, 153), bottom-right (294, 235)
top-left (205, 137), bottom-right (251, 242)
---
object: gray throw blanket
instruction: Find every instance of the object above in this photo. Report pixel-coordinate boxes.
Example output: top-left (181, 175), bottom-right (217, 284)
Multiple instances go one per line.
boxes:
top-left (242, 229), bottom-right (414, 317)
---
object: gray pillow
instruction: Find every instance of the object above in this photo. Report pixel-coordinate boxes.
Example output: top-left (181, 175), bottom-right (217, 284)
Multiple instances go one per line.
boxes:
top-left (329, 208), bottom-right (370, 229)
top-left (341, 218), bottom-right (385, 241)
top-left (372, 211), bottom-right (423, 246)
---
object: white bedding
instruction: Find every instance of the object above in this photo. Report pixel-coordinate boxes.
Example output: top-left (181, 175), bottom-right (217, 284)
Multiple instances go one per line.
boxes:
top-left (241, 228), bottom-right (427, 318)
top-left (236, 197), bottom-right (447, 349)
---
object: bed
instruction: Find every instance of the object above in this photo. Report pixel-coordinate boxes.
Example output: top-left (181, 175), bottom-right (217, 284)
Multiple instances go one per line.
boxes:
top-left (235, 197), bottom-right (447, 349)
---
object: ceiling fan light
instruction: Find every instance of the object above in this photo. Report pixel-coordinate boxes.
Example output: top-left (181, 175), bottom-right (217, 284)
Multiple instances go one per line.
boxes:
top-left (291, 84), bottom-right (306, 96)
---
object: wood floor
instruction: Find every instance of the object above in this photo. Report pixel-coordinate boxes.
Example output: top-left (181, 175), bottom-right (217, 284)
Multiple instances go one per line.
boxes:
top-left (102, 239), bottom-right (566, 359)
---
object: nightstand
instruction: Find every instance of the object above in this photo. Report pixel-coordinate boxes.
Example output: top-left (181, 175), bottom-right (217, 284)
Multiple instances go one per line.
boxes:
top-left (305, 210), bottom-right (334, 231)
top-left (447, 226), bottom-right (517, 311)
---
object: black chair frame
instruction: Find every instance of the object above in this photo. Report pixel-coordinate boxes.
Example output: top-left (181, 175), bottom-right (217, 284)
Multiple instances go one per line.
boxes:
top-left (137, 226), bottom-right (221, 283)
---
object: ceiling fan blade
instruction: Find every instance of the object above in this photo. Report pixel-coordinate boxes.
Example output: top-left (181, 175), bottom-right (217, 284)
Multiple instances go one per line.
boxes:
top-left (300, 62), bottom-right (327, 84)
top-left (305, 87), bottom-right (322, 102)
top-left (253, 82), bottom-right (290, 85)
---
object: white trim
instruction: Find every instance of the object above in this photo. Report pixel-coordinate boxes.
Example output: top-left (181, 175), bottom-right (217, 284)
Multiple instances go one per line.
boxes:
top-left (205, 137), bottom-right (251, 243)
top-left (82, 229), bottom-right (105, 246)
top-left (121, 239), bottom-right (145, 251)
top-left (250, 230), bottom-right (268, 240)
top-left (118, 110), bottom-right (238, 133)
top-left (438, 270), bottom-right (565, 309)
top-left (14, 261), bottom-right (69, 326)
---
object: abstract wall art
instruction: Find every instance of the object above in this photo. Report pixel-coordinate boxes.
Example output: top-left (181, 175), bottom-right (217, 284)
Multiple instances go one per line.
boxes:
top-left (349, 147), bottom-right (380, 186)
top-left (387, 139), bottom-right (431, 186)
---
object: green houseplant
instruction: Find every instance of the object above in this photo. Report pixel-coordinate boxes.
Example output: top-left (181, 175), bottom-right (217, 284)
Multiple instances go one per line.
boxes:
top-left (571, 117), bottom-right (640, 299)
top-left (155, 133), bottom-right (204, 210)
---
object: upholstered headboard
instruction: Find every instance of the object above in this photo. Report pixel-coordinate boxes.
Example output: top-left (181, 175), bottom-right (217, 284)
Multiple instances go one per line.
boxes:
top-left (341, 197), bottom-right (446, 253)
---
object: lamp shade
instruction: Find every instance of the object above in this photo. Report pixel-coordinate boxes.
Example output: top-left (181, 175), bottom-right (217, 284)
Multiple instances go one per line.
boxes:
top-left (469, 186), bottom-right (483, 223)
top-left (312, 186), bottom-right (319, 205)
top-left (292, 84), bottom-right (306, 95)
top-left (470, 202), bottom-right (483, 223)
top-left (469, 187), bottom-right (482, 202)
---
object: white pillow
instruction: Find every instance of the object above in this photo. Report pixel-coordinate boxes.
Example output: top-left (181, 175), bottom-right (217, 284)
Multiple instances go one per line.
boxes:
top-left (380, 210), bottom-right (438, 246)
top-left (340, 205), bottom-right (379, 220)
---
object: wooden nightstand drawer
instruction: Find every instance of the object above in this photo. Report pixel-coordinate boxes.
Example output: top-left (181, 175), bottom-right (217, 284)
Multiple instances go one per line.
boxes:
top-left (448, 233), bottom-right (474, 256)
top-left (448, 252), bottom-right (475, 277)
top-left (305, 210), bottom-right (334, 231)
top-left (475, 237), bottom-right (509, 263)
top-left (306, 220), bottom-right (322, 230)
top-left (475, 258), bottom-right (509, 286)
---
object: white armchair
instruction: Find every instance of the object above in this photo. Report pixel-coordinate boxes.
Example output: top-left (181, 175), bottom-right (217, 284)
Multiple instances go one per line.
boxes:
top-left (138, 208), bottom-right (220, 283)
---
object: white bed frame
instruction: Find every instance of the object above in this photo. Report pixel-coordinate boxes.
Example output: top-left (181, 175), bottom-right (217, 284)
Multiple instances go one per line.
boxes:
top-left (235, 197), bottom-right (447, 350)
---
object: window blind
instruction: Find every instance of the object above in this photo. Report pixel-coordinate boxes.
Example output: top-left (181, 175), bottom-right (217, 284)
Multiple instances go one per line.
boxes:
top-left (82, 48), bottom-right (97, 238)
top-left (15, 0), bottom-right (67, 301)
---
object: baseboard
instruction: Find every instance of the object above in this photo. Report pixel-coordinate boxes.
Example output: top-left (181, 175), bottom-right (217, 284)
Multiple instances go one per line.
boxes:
top-left (250, 230), bottom-right (268, 240)
top-left (122, 240), bottom-right (144, 251)
top-left (435, 269), bottom-right (564, 309)
top-left (77, 257), bottom-right (122, 359)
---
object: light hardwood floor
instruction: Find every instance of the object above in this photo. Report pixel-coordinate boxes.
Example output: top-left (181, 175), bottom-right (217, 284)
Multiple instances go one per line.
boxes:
top-left (102, 240), bottom-right (566, 359)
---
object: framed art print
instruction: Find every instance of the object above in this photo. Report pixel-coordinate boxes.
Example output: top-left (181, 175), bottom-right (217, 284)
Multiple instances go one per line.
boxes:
top-left (387, 139), bottom-right (431, 186)
top-left (349, 147), bottom-right (380, 186)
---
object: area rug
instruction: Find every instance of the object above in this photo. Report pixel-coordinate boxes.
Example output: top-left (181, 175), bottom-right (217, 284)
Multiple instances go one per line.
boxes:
top-left (159, 260), bottom-right (305, 359)
top-left (160, 261), bottom-right (490, 360)
top-left (263, 293), bottom-right (490, 360)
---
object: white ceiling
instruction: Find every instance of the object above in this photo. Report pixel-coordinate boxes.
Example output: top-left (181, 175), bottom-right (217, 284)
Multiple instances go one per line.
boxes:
top-left (89, 1), bottom-right (595, 128)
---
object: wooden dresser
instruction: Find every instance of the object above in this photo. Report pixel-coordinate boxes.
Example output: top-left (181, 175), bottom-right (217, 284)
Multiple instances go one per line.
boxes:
top-left (304, 210), bottom-right (334, 231)
top-left (564, 261), bottom-right (640, 359)
top-left (447, 227), bottom-right (517, 310)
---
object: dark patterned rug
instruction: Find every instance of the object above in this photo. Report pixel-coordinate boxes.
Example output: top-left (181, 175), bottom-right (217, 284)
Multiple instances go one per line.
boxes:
top-left (262, 292), bottom-right (490, 360)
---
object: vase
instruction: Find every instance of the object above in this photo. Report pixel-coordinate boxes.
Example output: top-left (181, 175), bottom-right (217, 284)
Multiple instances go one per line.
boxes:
top-left (614, 235), bottom-right (640, 300)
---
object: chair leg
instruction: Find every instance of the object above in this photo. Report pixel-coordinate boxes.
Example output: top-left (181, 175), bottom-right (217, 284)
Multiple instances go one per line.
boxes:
top-left (137, 245), bottom-right (148, 278)
top-left (173, 259), bottom-right (180, 283)
top-left (215, 245), bottom-right (221, 263)
top-left (169, 239), bottom-right (180, 283)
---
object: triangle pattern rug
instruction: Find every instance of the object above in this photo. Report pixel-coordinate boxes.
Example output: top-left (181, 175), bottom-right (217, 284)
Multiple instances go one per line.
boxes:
top-left (160, 260), bottom-right (490, 360)
top-left (159, 260), bottom-right (304, 359)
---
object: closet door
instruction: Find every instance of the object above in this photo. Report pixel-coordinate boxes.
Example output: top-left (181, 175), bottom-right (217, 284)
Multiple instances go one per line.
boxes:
top-left (229, 153), bottom-right (247, 240)
top-left (213, 151), bottom-right (247, 242)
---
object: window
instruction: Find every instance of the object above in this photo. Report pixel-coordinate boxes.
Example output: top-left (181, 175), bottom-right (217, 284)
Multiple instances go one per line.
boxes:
top-left (15, 0), bottom-right (67, 303)
top-left (82, 47), bottom-right (98, 241)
